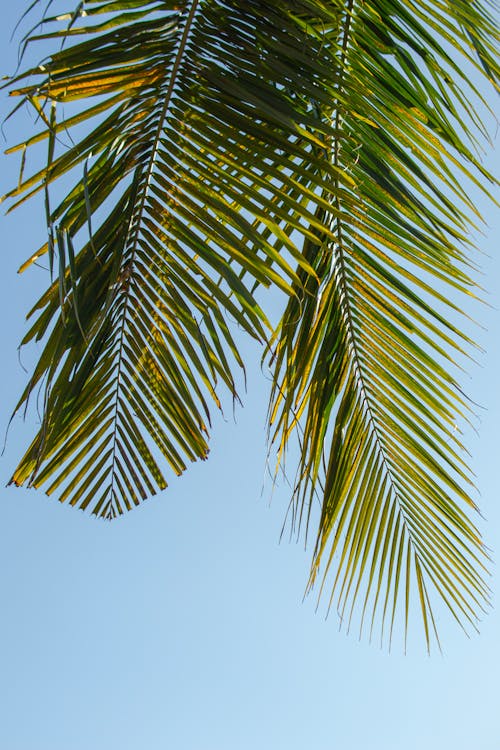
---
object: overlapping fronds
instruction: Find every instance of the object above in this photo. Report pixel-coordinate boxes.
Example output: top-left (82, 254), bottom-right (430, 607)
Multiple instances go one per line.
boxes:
top-left (2, 0), bottom-right (498, 646)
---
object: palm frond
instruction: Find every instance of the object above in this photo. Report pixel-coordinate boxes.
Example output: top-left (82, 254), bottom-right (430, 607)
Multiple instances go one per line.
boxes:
top-left (3, 0), bottom-right (347, 517)
top-left (267, 0), bottom-right (498, 648)
top-left (2, 0), bottom-right (498, 646)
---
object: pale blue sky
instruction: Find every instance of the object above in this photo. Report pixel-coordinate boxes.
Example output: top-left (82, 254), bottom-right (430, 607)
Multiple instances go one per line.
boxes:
top-left (0, 5), bottom-right (499, 749)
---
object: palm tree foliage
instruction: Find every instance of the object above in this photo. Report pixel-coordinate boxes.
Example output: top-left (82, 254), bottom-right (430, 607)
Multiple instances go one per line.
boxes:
top-left (2, 0), bottom-right (498, 647)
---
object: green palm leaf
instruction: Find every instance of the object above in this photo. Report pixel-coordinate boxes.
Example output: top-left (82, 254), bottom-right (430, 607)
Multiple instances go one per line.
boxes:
top-left (3, 0), bottom-right (343, 515)
top-left (2, 0), bottom-right (498, 646)
top-left (267, 0), bottom-right (497, 647)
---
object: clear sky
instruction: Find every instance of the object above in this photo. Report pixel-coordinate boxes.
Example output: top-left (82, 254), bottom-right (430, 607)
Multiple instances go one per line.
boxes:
top-left (0, 5), bottom-right (499, 750)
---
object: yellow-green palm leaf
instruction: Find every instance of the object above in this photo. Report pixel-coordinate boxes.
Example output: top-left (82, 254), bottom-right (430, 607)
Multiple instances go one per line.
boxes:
top-left (2, 0), bottom-right (498, 647)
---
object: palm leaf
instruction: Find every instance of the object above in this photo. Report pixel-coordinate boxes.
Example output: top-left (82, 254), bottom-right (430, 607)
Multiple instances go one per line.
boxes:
top-left (2, 0), bottom-right (498, 646)
top-left (3, 0), bottom-right (346, 516)
top-left (267, 0), bottom-right (497, 648)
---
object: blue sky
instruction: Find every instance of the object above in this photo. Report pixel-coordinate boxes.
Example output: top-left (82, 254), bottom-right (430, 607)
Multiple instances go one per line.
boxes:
top-left (0, 5), bottom-right (499, 749)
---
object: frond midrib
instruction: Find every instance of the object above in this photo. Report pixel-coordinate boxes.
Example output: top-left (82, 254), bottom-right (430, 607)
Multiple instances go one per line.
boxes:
top-left (104, 0), bottom-right (201, 517)
top-left (312, 0), bottom-right (485, 644)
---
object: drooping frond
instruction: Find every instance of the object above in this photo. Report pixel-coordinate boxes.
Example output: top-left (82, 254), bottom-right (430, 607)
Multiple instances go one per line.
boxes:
top-left (268, 0), bottom-right (498, 648)
top-left (2, 0), bottom-right (498, 647)
top-left (3, 0), bottom-right (351, 517)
